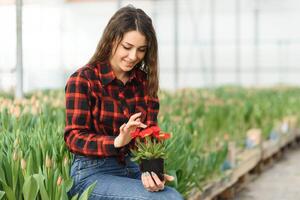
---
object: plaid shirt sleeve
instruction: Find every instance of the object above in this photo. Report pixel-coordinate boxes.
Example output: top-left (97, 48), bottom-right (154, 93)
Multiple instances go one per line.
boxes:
top-left (145, 94), bottom-right (160, 127)
top-left (64, 71), bottom-right (120, 157)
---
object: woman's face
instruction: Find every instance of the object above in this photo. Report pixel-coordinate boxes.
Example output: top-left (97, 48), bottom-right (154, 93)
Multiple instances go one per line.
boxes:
top-left (110, 30), bottom-right (147, 74)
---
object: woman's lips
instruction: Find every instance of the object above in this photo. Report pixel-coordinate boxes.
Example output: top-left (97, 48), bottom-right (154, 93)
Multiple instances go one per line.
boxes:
top-left (124, 60), bottom-right (135, 67)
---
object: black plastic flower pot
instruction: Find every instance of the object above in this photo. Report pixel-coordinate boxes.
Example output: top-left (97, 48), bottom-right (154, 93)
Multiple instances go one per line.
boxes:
top-left (140, 158), bottom-right (164, 181)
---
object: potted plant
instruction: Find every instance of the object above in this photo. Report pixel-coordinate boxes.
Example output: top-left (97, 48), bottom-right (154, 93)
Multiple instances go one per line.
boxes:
top-left (130, 126), bottom-right (171, 181)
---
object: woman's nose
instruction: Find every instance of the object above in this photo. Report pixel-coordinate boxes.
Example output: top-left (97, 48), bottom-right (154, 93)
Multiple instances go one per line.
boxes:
top-left (128, 49), bottom-right (137, 61)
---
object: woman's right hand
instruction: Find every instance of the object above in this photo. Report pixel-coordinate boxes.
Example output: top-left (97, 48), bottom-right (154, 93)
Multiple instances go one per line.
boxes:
top-left (114, 112), bottom-right (147, 148)
top-left (142, 172), bottom-right (174, 192)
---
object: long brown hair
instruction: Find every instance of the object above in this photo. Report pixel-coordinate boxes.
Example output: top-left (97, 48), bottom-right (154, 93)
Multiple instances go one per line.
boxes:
top-left (88, 5), bottom-right (159, 98)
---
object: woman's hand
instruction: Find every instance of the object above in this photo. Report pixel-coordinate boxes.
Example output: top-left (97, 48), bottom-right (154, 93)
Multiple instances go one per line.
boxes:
top-left (114, 112), bottom-right (147, 148)
top-left (141, 172), bottom-right (174, 192)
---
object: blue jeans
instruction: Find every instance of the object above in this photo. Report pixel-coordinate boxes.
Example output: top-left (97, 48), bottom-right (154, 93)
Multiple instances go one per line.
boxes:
top-left (68, 154), bottom-right (183, 200)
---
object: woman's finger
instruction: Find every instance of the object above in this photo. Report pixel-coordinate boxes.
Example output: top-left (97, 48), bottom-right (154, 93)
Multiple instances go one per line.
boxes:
top-left (145, 172), bottom-right (157, 191)
top-left (120, 123), bottom-right (126, 130)
top-left (142, 172), bottom-right (152, 191)
top-left (125, 121), bottom-right (141, 129)
top-left (164, 174), bottom-right (175, 182)
top-left (138, 123), bottom-right (147, 128)
top-left (129, 112), bottom-right (142, 122)
top-left (151, 172), bottom-right (164, 190)
top-left (141, 173), bottom-right (149, 190)
top-left (125, 121), bottom-right (146, 130)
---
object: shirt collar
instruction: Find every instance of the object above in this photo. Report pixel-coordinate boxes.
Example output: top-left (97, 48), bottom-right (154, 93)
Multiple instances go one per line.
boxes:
top-left (96, 61), bottom-right (145, 86)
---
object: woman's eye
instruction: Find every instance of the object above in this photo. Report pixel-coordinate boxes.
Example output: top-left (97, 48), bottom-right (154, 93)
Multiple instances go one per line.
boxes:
top-left (122, 45), bottom-right (131, 50)
top-left (139, 49), bottom-right (146, 52)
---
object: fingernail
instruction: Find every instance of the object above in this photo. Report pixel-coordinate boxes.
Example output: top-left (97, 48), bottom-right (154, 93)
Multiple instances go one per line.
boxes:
top-left (151, 172), bottom-right (155, 176)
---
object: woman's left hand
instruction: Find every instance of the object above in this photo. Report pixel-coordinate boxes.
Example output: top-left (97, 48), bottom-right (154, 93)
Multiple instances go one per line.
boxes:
top-left (141, 172), bottom-right (174, 192)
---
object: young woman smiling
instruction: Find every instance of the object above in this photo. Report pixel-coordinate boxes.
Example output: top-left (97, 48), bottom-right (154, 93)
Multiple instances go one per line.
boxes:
top-left (64, 5), bottom-right (183, 200)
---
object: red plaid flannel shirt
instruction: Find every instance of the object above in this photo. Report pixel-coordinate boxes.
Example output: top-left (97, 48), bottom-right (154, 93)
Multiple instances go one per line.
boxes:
top-left (64, 62), bottom-right (159, 158)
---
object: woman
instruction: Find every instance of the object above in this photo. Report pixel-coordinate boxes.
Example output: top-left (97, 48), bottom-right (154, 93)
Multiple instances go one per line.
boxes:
top-left (64, 5), bottom-right (183, 200)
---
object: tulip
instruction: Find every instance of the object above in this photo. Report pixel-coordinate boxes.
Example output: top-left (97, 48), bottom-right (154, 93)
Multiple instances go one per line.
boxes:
top-left (14, 137), bottom-right (20, 148)
top-left (13, 150), bottom-right (18, 161)
top-left (46, 155), bottom-right (52, 168)
top-left (57, 176), bottom-right (62, 186)
top-left (13, 106), bottom-right (21, 118)
top-left (21, 159), bottom-right (26, 170)
top-left (63, 156), bottom-right (69, 166)
top-left (224, 133), bottom-right (230, 141)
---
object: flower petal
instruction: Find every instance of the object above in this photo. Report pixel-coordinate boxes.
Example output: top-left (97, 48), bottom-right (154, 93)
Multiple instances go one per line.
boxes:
top-left (139, 128), bottom-right (153, 138)
top-left (159, 132), bottom-right (171, 140)
top-left (151, 126), bottom-right (161, 133)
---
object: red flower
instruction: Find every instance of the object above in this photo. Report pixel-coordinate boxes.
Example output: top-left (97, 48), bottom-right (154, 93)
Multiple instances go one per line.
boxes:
top-left (131, 128), bottom-right (141, 138)
top-left (139, 127), bottom-right (155, 137)
top-left (157, 132), bottom-right (171, 140)
top-left (130, 126), bottom-right (171, 140)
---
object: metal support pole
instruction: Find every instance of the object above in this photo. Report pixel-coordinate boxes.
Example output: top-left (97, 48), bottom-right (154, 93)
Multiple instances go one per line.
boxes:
top-left (210, 0), bottom-right (216, 87)
top-left (16, 0), bottom-right (23, 98)
top-left (254, 0), bottom-right (260, 85)
top-left (235, 0), bottom-right (241, 85)
top-left (174, 0), bottom-right (179, 90)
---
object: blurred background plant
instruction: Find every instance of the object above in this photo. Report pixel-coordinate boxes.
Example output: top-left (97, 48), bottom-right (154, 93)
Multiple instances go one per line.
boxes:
top-left (1, 86), bottom-right (299, 199)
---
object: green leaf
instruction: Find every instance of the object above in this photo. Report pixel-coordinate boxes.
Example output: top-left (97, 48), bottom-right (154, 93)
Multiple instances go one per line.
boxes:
top-left (22, 176), bottom-right (39, 200)
top-left (2, 185), bottom-right (15, 200)
top-left (52, 169), bottom-right (60, 198)
top-left (144, 152), bottom-right (152, 157)
top-left (71, 193), bottom-right (79, 200)
top-left (33, 174), bottom-right (49, 200)
top-left (2, 157), bottom-right (12, 187)
top-left (78, 181), bottom-right (97, 200)
top-left (12, 156), bottom-right (19, 193)
top-left (64, 179), bottom-right (74, 192)
top-left (0, 191), bottom-right (5, 200)
top-left (0, 166), bottom-right (7, 185)
top-left (0, 166), bottom-right (15, 200)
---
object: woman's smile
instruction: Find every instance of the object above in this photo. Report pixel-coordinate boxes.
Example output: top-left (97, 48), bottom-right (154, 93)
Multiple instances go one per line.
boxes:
top-left (123, 60), bottom-right (135, 67)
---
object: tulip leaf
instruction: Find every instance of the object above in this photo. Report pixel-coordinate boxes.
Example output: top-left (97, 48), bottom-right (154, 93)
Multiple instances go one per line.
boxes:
top-left (71, 193), bottom-right (79, 200)
top-left (22, 176), bottom-right (39, 200)
top-left (26, 152), bottom-right (33, 175)
top-left (33, 174), bottom-right (49, 200)
top-left (64, 178), bottom-right (73, 192)
top-left (0, 191), bottom-right (5, 199)
top-left (60, 182), bottom-right (69, 200)
top-left (2, 185), bottom-right (15, 200)
top-left (0, 166), bottom-right (7, 185)
top-left (0, 165), bottom-right (16, 200)
top-left (2, 158), bottom-right (12, 187)
top-left (78, 181), bottom-right (97, 200)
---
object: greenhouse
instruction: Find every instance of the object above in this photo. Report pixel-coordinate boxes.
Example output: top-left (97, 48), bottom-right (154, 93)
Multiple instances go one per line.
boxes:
top-left (1, 0), bottom-right (300, 199)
